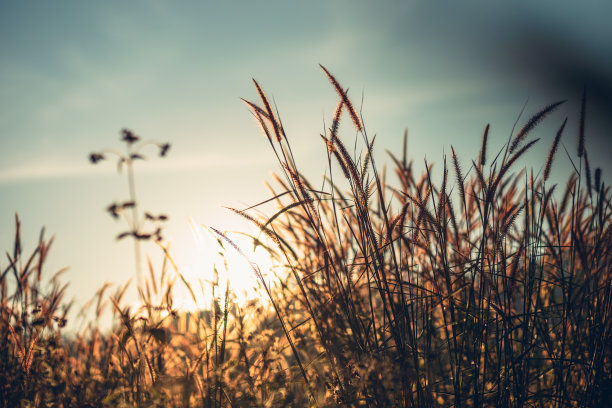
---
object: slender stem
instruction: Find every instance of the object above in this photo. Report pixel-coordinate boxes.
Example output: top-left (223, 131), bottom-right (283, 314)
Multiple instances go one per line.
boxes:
top-left (126, 146), bottom-right (142, 287)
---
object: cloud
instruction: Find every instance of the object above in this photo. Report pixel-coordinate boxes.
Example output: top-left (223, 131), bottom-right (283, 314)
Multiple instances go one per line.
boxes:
top-left (0, 153), bottom-right (268, 184)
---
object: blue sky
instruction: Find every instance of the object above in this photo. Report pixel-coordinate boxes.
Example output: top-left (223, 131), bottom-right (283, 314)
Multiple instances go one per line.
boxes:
top-left (1, 1), bottom-right (611, 323)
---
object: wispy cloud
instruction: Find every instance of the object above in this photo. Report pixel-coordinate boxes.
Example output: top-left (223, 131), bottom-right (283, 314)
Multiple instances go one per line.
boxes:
top-left (0, 153), bottom-right (268, 184)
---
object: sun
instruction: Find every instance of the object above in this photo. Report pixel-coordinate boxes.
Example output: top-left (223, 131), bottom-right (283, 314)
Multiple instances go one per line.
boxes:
top-left (168, 218), bottom-right (276, 312)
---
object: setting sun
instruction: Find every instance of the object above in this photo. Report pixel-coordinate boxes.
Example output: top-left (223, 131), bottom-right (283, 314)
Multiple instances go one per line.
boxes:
top-left (168, 219), bottom-right (275, 312)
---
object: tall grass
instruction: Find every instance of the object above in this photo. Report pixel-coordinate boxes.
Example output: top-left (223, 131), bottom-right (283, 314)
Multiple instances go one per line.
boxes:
top-left (238, 67), bottom-right (612, 406)
top-left (1, 214), bottom-right (311, 406)
top-left (1, 69), bottom-right (610, 407)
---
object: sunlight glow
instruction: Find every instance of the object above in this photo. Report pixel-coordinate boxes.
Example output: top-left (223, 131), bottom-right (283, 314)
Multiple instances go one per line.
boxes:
top-left (169, 218), bottom-right (275, 312)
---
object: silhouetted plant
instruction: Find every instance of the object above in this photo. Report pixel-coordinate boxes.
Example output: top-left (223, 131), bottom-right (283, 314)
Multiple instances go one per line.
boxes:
top-left (239, 66), bottom-right (611, 406)
top-left (89, 128), bottom-right (171, 286)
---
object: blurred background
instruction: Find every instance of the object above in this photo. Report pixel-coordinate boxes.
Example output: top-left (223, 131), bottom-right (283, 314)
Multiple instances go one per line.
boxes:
top-left (1, 0), bottom-right (611, 325)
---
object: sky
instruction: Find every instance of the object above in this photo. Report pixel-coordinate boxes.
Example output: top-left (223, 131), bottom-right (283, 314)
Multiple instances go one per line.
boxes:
top-left (1, 1), bottom-right (611, 326)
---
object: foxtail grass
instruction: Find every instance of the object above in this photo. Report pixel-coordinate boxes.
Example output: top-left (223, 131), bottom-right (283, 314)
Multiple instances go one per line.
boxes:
top-left (239, 66), bottom-right (611, 406)
top-left (2, 67), bottom-right (610, 407)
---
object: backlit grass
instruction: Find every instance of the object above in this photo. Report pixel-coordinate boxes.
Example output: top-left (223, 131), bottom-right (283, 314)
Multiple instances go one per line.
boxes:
top-left (1, 68), bottom-right (610, 407)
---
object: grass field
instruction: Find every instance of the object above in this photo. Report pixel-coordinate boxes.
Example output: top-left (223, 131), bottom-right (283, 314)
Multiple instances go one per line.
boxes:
top-left (1, 67), bottom-right (610, 407)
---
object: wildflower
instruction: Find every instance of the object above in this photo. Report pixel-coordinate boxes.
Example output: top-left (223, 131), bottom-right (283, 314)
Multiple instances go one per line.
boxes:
top-left (116, 231), bottom-right (132, 240)
top-left (121, 128), bottom-right (140, 144)
top-left (107, 203), bottom-right (120, 219)
top-left (159, 143), bottom-right (171, 157)
top-left (89, 153), bottom-right (105, 164)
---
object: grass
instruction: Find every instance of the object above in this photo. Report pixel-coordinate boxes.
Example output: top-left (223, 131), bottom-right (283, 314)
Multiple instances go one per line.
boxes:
top-left (1, 67), bottom-right (610, 407)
